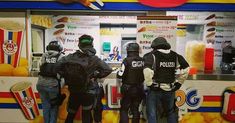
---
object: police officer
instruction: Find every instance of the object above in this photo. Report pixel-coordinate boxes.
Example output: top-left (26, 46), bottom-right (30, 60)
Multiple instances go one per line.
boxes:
top-left (117, 43), bottom-right (145, 123)
top-left (56, 34), bottom-right (112, 123)
top-left (143, 37), bottom-right (189, 123)
top-left (37, 40), bottom-right (64, 123)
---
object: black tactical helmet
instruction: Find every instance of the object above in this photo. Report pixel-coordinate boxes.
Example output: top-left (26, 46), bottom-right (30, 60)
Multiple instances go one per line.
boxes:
top-left (151, 37), bottom-right (171, 50)
top-left (126, 43), bottom-right (140, 52)
top-left (78, 34), bottom-right (94, 48)
top-left (46, 40), bottom-right (63, 52)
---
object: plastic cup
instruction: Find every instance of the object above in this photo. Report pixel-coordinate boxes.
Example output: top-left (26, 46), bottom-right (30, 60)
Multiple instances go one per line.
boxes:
top-left (10, 82), bottom-right (40, 120)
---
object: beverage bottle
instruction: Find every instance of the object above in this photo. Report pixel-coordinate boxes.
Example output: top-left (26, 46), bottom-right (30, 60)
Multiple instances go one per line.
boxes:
top-left (204, 43), bottom-right (214, 73)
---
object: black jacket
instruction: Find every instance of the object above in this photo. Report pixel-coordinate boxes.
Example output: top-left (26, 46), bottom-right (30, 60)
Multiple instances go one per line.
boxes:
top-left (56, 47), bottom-right (112, 92)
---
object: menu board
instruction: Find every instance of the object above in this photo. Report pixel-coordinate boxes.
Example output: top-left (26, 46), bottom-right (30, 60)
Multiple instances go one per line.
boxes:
top-left (137, 16), bottom-right (177, 56)
top-left (49, 16), bottom-right (100, 55)
top-left (167, 11), bottom-right (235, 70)
top-left (214, 13), bottom-right (235, 67)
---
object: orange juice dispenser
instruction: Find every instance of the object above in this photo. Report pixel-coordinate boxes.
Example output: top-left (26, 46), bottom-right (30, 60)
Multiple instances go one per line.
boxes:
top-left (184, 25), bottom-right (205, 72)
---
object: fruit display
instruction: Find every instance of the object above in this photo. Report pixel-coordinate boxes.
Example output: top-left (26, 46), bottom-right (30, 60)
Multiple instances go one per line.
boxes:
top-left (0, 57), bottom-right (29, 76)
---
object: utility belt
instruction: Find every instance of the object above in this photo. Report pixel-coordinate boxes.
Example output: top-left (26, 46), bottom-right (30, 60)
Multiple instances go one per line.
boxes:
top-left (150, 81), bottom-right (174, 91)
top-left (122, 83), bottom-right (143, 88)
top-left (121, 83), bottom-right (144, 95)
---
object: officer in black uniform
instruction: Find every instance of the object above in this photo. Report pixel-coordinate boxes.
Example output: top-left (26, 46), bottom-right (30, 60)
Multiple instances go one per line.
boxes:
top-left (56, 34), bottom-right (112, 123)
top-left (143, 37), bottom-right (189, 123)
top-left (117, 43), bottom-right (144, 123)
top-left (93, 81), bottom-right (104, 123)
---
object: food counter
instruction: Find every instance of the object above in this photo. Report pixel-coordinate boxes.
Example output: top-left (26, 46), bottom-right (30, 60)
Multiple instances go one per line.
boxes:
top-left (0, 71), bottom-right (235, 123)
top-left (188, 71), bottom-right (235, 80)
top-left (0, 9), bottom-right (235, 123)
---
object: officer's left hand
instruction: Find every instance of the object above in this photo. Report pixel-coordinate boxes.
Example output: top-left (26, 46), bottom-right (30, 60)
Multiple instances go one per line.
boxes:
top-left (171, 82), bottom-right (182, 92)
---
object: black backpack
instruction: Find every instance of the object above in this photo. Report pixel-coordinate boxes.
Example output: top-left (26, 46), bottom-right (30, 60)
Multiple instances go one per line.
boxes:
top-left (62, 57), bottom-right (90, 92)
top-left (39, 53), bottom-right (60, 77)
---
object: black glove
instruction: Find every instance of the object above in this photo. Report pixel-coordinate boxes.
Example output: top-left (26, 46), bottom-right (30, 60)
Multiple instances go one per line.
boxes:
top-left (92, 70), bottom-right (100, 78)
top-left (171, 82), bottom-right (182, 92)
top-left (116, 71), bottom-right (123, 79)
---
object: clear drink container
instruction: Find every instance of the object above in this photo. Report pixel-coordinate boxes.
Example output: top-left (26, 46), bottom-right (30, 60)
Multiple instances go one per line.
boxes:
top-left (185, 41), bottom-right (206, 71)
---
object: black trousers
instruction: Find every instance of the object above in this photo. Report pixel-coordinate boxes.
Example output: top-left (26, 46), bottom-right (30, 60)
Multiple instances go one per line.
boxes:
top-left (119, 84), bottom-right (144, 123)
top-left (65, 92), bottom-right (95, 123)
top-left (93, 86), bottom-right (104, 123)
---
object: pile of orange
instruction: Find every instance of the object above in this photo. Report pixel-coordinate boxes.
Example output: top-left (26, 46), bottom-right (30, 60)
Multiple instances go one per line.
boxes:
top-left (0, 57), bottom-right (29, 76)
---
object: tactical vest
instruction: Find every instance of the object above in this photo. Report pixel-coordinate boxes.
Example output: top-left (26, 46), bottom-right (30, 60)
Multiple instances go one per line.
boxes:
top-left (153, 51), bottom-right (177, 84)
top-left (39, 53), bottom-right (60, 77)
top-left (123, 56), bottom-right (144, 85)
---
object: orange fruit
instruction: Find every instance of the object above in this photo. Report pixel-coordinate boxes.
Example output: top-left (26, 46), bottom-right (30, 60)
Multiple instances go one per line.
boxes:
top-left (0, 64), bottom-right (14, 76)
top-left (19, 57), bottom-right (28, 67)
top-left (12, 66), bottom-right (29, 76)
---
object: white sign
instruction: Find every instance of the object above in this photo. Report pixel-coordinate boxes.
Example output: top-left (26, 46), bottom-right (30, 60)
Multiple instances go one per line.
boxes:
top-left (49, 16), bottom-right (100, 55)
top-left (137, 16), bottom-right (177, 56)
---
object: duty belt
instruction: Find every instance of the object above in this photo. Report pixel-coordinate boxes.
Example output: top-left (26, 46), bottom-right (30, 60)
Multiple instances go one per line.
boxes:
top-left (152, 82), bottom-right (173, 87)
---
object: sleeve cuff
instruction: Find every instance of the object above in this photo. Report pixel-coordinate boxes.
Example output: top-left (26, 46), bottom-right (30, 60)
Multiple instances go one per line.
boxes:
top-left (143, 68), bottom-right (154, 86)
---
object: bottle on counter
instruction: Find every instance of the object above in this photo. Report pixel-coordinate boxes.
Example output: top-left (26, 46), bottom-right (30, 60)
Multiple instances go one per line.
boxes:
top-left (204, 42), bottom-right (214, 73)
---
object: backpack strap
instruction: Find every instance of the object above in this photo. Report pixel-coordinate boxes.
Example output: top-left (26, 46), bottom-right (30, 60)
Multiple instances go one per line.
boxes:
top-left (151, 53), bottom-right (156, 72)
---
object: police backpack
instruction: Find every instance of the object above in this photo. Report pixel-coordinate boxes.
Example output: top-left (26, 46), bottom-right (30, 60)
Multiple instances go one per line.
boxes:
top-left (61, 57), bottom-right (90, 92)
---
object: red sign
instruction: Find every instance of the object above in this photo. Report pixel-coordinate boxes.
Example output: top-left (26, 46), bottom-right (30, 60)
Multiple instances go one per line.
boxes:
top-left (138, 0), bottom-right (188, 8)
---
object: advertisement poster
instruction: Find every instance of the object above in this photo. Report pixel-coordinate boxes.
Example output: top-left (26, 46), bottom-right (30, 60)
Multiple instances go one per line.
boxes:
top-left (177, 80), bottom-right (235, 123)
top-left (49, 16), bottom-right (100, 55)
top-left (0, 12), bottom-right (29, 77)
top-left (1, 77), bottom-right (235, 123)
top-left (167, 11), bottom-right (235, 70)
top-left (137, 16), bottom-right (177, 56)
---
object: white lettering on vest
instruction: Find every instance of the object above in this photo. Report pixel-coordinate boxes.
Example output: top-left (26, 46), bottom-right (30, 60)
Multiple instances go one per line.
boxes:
top-left (132, 61), bottom-right (144, 67)
top-left (46, 57), bottom-right (57, 63)
top-left (159, 62), bottom-right (175, 67)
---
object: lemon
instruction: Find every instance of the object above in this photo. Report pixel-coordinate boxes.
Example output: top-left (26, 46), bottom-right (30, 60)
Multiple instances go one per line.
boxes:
top-left (12, 66), bottom-right (29, 76)
top-left (0, 64), bottom-right (14, 76)
top-left (103, 111), bottom-right (116, 123)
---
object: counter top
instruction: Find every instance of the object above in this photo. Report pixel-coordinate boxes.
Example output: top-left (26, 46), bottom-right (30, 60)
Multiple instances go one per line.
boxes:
top-left (188, 72), bottom-right (235, 81)
top-left (107, 71), bottom-right (235, 81)
top-left (29, 70), bottom-right (235, 81)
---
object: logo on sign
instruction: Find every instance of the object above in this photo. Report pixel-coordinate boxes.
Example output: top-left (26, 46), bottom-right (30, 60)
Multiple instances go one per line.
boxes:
top-left (22, 97), bottom-right (34, 109)
top-left (3, 40), bottom-right (18, 55)
top-left (107, 81), bottom-right (122, 108)
top-left (138, 0), bottom-right (188, 8)
top-left (176, 88), bottom-right (202, 110)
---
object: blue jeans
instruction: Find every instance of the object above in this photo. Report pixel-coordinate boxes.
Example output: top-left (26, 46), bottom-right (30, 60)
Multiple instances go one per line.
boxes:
top-left (146, 90), bottom-right (177, 123)
top-left (37, 84), bottom-right (59, 123)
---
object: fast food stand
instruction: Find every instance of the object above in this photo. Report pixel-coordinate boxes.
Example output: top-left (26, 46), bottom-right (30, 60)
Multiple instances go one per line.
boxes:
top-left (0, 1), bottom-right (235, 123)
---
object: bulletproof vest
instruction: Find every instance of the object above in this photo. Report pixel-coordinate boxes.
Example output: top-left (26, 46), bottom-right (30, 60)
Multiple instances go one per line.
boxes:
top-left (45, 55), bottom-right (59, 64)
top-left (39, 53), bottom-right (60, 77)
top-left (123, 56), bottom-right (144, 85)
top-left (153, 51), bottom-right (177, 84)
